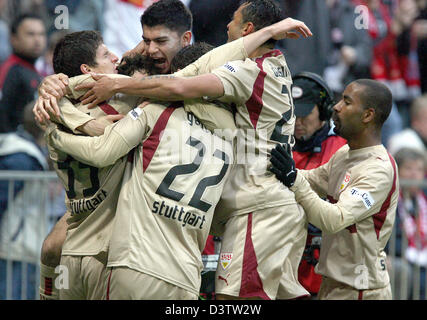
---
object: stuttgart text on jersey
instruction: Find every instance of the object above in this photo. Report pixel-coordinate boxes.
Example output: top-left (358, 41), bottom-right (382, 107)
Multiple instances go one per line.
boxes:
top-left (69, 189), bottom-right (108, 216)
top-left (152, 199), bottom-right (207, 229)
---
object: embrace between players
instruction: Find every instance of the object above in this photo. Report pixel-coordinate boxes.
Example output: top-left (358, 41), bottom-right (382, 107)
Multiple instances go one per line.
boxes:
top-left (34, 0), bottom-right (398, 301)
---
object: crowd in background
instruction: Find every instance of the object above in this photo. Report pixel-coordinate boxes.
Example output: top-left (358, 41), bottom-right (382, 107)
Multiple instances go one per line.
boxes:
top-left (0, 0), bottom-right (426, 299)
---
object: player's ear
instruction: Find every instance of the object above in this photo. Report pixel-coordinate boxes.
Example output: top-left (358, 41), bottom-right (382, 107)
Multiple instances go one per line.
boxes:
top-left (181, 31), bottom-right (192, 47)
top-left (80, 64), bottom-right (92, 74)
top-left (362, 107), bottom-right (375, 124)
top-left (242, 22), bottom-right (255, 36)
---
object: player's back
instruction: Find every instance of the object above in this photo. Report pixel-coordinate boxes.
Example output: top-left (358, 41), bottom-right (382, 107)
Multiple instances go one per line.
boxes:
top-left (211, 50), bottom-right (297, 217)
top-left (107, 103), bottom-right (233, 295)
top-left (47, 75), bottom-right (137, 256)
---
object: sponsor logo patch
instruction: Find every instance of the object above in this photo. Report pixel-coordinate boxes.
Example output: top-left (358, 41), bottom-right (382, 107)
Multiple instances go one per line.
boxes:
top-left (128, 107), bottom-right (142, 120)
top-left (220, 252), bottom-right (233, 270)
top-left (222, 63), bottom-right (237, 73)
top-left (349, 187), bottom-right (375, 209)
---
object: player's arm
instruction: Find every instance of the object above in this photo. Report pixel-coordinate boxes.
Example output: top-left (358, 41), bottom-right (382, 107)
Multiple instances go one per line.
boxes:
top-left (47, 108), bottom-right (149, 168)
top-left (291, 164), bottom-right (395, 234)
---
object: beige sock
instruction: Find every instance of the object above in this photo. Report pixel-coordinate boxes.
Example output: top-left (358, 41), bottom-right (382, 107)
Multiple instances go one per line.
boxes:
top-left (39, 263), bottom-right (59, 300)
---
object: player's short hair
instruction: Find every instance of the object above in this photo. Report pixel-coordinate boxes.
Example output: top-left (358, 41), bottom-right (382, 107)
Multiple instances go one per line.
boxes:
top-left (239, 0), bottom-right (284, 45)
top-left (170, 42), bottom-right (215, 73)
top-left (53, 31), bottom-right (103, 77)
top-left (140, 0), bottom-right (193, 35)
top-left (353, 79), bottom-right (392, 128)
top-left (10, 13), bottom-right (43, 35)
top-left (117, 54), bottom-right (159, 76)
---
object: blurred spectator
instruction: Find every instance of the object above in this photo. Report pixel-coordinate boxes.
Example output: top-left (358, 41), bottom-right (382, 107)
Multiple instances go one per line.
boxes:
top-left (393, 0), bottom-right (422, 100)
top-left (275, 0), bottom-right (332, 75)
top-left (36, 30), bottom-right (69, 78)
top-left (189, 0), bottom-right (240, 46)
top-left (381, 101), bottom-right (404, 148)
top-left (353, 0), bottom-right (408, 101)
top-left (0, 0), bottom-right (11, 64)
top-left (102, 0), bottom-right (153, 58)
top-left (391, 148), bottom-right (427, 299)
top-left (0, 13), bottom-right (46, 133)
top-left (291, 72), bottom-right (347, 298)
top-left (324, 0), bottom-right (373, 96)
top-left (0, 100), bottom-right (49, 300)
top-left (388, 94), bottom-right (427, 155)
top-left (413, 0), bottom-right (427, 93)
top-left (68, 0), bottom-right (105, 34)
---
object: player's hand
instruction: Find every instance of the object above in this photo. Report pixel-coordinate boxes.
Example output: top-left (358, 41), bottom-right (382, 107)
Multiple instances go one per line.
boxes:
top-left (269, 144), bottom-right (297, 188)
top-left (122, 40), bottom-right (146, 58)
top-left (38, 73), bottom-right (69, 100)
top-left (33, 95), bottom-right (60, 124)
top-left (76, 74), bottom-right (116, 109)
top-left (271, 17), bottom-right (313, 40)
top-left (77, 114), bottom-right (124, 136)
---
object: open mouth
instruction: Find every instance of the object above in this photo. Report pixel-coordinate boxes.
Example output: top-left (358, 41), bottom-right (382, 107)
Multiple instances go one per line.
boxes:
top-left (153, 58), bottom-right (167, 66)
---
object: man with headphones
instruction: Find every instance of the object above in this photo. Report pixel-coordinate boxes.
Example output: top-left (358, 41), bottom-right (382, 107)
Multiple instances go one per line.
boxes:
top-left (291, 72), bottom-right (347, 298)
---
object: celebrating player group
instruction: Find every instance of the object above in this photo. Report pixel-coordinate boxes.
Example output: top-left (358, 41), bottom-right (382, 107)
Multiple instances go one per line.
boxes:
top-left (33, 0), bottom-right (398, 301)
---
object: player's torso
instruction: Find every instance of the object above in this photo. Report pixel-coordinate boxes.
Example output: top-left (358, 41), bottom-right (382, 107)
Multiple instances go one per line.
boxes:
top-left (108, 105), bottom-right (233, 294)
top-left (48, 100), bottom-right (133, 256)
top-left (218, 52), bottom-right (297, 216)
top-left (318, 145), bottom-right (398, 289)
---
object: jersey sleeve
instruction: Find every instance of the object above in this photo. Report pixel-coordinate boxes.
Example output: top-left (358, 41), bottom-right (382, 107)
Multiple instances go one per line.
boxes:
top-left (210, 60), bottom-right (255, 105)
top-left (47, 108), bottom-right (150, 167)
top-left (292, 163), bottom-right (395, 234)
top-left (298, 162), bottom-right (330, 199)
top-left (52, 97), bottom-right (94, 134)
top-left (175, 37), bottom-right (248, 77)
top-left (291, 173), bottom-right (356, 234)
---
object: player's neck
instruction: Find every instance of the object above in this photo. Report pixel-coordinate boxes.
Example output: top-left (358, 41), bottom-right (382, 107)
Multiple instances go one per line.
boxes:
top-left (248, 45), bottom-right (275, 59)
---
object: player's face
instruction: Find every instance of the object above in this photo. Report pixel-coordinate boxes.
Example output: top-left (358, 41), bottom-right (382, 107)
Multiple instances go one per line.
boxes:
top-left (90, 44), bottom-right (119, 74)
top-left (11, 18), bottom-right (46, 59)
top-left (294, 105), bottom-right (324, 140)
top-left (227, 4), bottom-right (247, 42)
top-left (142, 25), bottom-right (189, 74)
top-left (332, 82), bottom-right (365, 140)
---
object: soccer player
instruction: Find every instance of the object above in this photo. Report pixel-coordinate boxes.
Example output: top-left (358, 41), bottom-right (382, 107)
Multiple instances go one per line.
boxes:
top-left (70, 0), bottom-right (313, 300)
top-left (39, 17), bottom-right (310, 299)
top-left (39, 30), bottom-right (152, 300)
top-left (270, 79), bottom-right (398, 300)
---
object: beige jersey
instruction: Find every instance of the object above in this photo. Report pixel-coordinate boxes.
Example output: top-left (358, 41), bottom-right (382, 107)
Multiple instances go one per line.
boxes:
top-left (211, 50), bottom-right (297, 218)
top-left (291, 144), bottom-right (398, 290)
top-left (47, 74), bottom-right (141, 256)
top-left (48, 103), bottom-right (233, 295)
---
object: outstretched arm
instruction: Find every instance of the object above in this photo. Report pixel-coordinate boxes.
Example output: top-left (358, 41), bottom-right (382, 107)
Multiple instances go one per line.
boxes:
top-left (78, 17), bottom-right (312, 108)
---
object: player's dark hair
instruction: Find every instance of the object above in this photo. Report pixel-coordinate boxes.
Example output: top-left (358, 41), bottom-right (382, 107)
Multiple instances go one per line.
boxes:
top-left (53, 31), bottom-right (103, 77)
top-left (10, 13), bottom-right (43, 35)
top-left (353, 79), bottom-right (393, 127)
top-left (239, 0), bottom-right (284, 46)
top-left (170, 42), bottom-right (215, 73)
top-left (140, 0), bottom-right (193, 35)
top-left (117, 54), bottom-right (160, 76)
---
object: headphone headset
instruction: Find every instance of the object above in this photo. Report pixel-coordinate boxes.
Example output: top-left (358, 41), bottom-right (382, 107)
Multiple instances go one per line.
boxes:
top-left (292, 71), bottom-right (335, 121)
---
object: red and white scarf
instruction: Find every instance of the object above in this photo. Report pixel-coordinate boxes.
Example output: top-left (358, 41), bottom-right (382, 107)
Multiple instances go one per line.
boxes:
top-left (398, 191), bottom-right (427, 266)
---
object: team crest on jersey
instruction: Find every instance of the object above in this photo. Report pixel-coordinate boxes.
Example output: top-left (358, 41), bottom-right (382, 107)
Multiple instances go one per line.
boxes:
top-left (220, 253), bottom-right (233, 269)
top-left (340, 172), bottom-right (351, 191)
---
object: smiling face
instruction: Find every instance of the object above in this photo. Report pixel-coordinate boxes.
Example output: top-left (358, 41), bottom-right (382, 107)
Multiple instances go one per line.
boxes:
top-left (332, 82), bottom-right (366, 140)
top-left (142, 24), bottom-right (190, 74)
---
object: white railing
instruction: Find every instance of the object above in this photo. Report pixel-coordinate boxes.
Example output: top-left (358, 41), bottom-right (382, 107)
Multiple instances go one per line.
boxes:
top-left (0, 171), bottom-right (426, 300)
